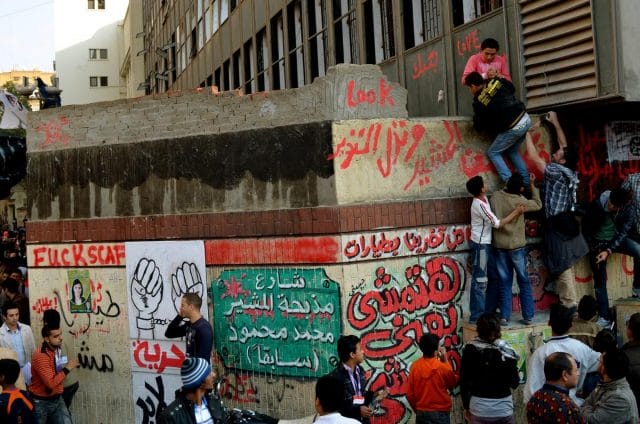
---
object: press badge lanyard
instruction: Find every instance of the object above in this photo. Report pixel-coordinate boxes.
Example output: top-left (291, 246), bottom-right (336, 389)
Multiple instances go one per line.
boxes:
top-left (345, 364), bottom-right (364, 405)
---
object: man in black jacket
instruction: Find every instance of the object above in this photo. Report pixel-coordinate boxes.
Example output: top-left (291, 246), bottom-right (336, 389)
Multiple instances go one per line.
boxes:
top-left (158, 357), bottom-right (225, 424)
top-left (582, 187), bottom-right (637, 327)
top-left (329, 335), bottom-right (387, 423)
top-left (465, 71), bottom-right (531, 186)
top-left (165, 293), bottom-right (213, 362)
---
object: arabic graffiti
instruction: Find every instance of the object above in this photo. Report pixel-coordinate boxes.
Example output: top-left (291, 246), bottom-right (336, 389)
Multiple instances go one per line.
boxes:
top-left (132, 340), bottom-right (186, 374)
top-left (342, 225), bottom-right (470, 261)
top-left (328, 120), bottom-right (463, 191)
top-left (35, 116), bottom-right (71, 148)
top-left (346, 256), bottom-right (466, 423)
top-left (32, 295), bottom-right (58, 314)
top-left (220, 371), bottom-right (260, 404)
top-left (212, 268), bottom-right (341, 377)
top-left (412, 50), bottom-right (438, 80)
top-left (29, 243), bottom-right (126, 267)
top-left (134, 374), bottom-right (178, 424)
top-left (77, 341), bottom-right (114, 373)
top-left (346, 79), bottom-right (395, 108)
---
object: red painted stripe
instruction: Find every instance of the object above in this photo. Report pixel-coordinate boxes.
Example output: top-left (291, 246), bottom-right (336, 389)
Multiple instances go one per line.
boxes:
top-left (205, 236), bottom-right (340, 265)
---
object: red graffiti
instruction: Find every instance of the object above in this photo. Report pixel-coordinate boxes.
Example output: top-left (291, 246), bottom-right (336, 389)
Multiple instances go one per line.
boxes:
top-left (346, 79), bottom-right (395, 108)
top-left (412, 50), bottom-right (438, 80)
top-left (403, 121), bottom-right (460, 190)
top-left (220, 372), bottom-right (259, 404)
top-left (132, 340), bottom-right (185, 374)
top-left (35, 116), bottom-right (70, 148)
top-left (331, 119), bottom-right (462, 191)
top-left (32, 296), bottom-right (58, 314)
top-left (31, 243), bottom-right (125, 267)
top-left (205, 237), bottom-right (340, 265)
top-left (459, 147), bottom-right (494, 177)
top-left (220, 275), bottom-right (252, 299)
top-left (347, 257), bottom-right (464, 423)
top-left (576, 124), bottom-right (640, 199)
top-left (456, 29), bottom-right (481, 56)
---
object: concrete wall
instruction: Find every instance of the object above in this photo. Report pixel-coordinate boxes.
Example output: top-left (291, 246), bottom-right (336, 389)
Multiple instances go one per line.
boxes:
top-left (24, 65), bottom-right (639, 424)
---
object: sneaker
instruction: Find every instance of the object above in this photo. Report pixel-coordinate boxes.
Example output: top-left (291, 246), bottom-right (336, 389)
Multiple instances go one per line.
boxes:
top-left (596, 317), bottom-right (612, 330)
top-left (500, 318), bottom-right (510, 326)
top-left (632, 288), bottom-right (640, 298)
top-left (522, 319), bottom-right (532, 325)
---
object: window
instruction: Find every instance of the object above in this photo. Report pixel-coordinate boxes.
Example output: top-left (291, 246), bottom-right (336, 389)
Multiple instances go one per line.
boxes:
top-left (453, 0), bottom-right (502, 27)
top-left (232, 50), bottom-right (241, 89)
top-left (88, 0), bottom-right (105, 9)
top-left (333, 0), bottom-right (359, 64)
top-left (363, 0), bottom-right (395, 63)
top-left (223, 59), bottom-right (230, 90)
top-left (22, 76), bottom-right (29, 86)
top-left (244, 39), bottom-right (255, 94)
top-left (89, 76), bottom-right (108, 87)
top-left (89, 49), bottom-right (108, 60)
top-left (212, 0), bottom-right (220, 33)
top-left (308, 0), bottom-right (328, 80)
top-left (287, 0), bottom-right (304, 88)
top-left (256, 28), bottom-right (269, 91)
top-left (220, 0), bottom-right (229, 23)
top-left (403, 0), bottom-right (441, 50)
top-left (271, 13), bottom-right (285, 90)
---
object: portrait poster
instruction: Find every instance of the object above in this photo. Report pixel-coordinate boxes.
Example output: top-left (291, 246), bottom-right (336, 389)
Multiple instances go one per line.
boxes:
top-left (68, 269), bottom-right (92, 313)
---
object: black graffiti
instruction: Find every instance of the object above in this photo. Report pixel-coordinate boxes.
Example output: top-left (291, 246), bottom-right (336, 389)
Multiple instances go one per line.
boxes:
top-left (265, 375), bottom-right (295, 403)
top-left (136, 376), bottom-right (167, 424)
top-left (94, 290), bottom-right (121, 318)
top-left (77, 341), bottom-right (114, 373)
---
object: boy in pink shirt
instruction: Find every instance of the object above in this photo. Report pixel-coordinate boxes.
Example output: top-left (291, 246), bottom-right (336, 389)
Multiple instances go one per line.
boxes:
top-left (461, 38), bottom-right (511, 85)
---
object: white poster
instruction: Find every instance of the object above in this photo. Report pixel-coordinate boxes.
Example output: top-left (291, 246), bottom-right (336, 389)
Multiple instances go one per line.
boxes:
top-left (125, 241), bottom-right (208, 342)
top-left (606, 121), bottom-right (640, 162)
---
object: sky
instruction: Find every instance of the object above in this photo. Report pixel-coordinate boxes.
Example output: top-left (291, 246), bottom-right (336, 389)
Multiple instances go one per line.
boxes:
top-left (0, 0), bottom-right (55, 72)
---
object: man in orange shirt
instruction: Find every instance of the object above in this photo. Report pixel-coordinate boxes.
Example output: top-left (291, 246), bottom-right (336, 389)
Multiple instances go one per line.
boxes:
top-left (29, 324), bottom-right (79, 424)
top-left (407, 334), bottom-right (458, 424)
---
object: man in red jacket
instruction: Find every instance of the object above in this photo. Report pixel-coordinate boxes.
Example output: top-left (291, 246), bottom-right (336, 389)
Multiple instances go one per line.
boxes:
top-left (29, 324), bottom-right (79, 423)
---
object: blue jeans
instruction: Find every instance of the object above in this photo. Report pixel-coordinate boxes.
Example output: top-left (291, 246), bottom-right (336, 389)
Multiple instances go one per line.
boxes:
top-left (485, 253), bottom-right (500, 315)
top-left (469, 241), bottom-right (491, 322)
top-left (590, 237), bottom-right (640, 320)
top-left (416, 411), bottom-right (450, 424)
top-left (495, 247), bottom-right (535, 321)
top-left (33, 396), bottom-right (72, 424)
top-left (487, 113), bottom-right (531, 185)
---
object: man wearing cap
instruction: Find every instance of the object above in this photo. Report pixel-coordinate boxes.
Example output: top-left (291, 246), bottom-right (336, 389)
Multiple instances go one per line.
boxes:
top-left (158, 357), bottom-right (226, 424)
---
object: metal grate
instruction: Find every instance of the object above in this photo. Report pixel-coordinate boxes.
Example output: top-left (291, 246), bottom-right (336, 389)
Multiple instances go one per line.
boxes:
top-left (520, 0), bottom-right (597, 109)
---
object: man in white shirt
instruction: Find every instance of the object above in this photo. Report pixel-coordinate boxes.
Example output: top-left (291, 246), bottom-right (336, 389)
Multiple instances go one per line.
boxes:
top-left (314, 375), bottom-right (361, 424)
top-left (524, 303), bottom-right (601, 406)
top-left (0, 302), bottom-right (35, 385)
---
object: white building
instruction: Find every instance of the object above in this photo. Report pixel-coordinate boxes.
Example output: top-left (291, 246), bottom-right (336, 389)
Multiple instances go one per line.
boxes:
top-left (55, 0), bottom-right (129, 105)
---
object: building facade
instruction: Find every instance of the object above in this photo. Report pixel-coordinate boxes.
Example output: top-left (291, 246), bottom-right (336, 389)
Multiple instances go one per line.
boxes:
top-left (139, 0), bottom-right (640, 117)
top-left (54, 0), bottom-right (130, 105)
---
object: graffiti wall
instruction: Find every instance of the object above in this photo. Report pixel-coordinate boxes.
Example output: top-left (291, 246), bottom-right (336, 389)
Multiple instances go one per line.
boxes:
top-left (331, 118), bottom-right (551, 204)
top-left (28, 267), bottom-right (131, 423)
top-left (125, 241), bottom-right (208, 424)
